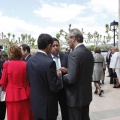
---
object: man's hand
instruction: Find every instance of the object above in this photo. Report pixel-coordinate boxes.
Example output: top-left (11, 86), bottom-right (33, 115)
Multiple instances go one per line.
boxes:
top-left (57, 70), bottom-right (62, 77)
top-left (59, 67), bottom-right (68, 74)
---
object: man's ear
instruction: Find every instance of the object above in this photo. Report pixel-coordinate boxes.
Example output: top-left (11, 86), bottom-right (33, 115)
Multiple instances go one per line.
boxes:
top-left (72, 36), bottom-right (76, 42)
top-left (48, 44), bottom-right (52, 48)
top-left (25, 49), bottom-right (28, 53)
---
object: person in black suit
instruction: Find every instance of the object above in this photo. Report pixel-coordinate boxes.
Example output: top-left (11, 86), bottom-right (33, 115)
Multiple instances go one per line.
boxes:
top-left (27, 34), bottom-right (62, 120)
top-left (20, 44), bottom-right (31, 62)
top-left (63, 28), bottom-right (94, 120)
top-left (106, 46), bottom-right (114, 84)
top-left (0, 51), bottom-right (9, 120)
top-left (49, 37), bottom-right (69, 120)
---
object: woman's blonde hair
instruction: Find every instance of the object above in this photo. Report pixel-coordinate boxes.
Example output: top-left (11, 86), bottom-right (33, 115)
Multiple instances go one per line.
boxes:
top-left (112, 46), bottom-right (119, 52)
top-left (8, 45), bottom-right (22, 60)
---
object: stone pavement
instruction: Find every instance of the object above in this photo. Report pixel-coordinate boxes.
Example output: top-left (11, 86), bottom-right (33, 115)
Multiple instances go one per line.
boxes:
top-left (5, 71), bottom-right (120, 120)
top-left (57, 71), bottom-right (120, 120)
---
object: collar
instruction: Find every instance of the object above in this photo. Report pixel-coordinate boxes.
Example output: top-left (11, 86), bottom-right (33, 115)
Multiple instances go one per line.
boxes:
top-left (51, 54), bottom-right (60, 58)
top-left (25, 54), bottom-right (31, 60)
top-left (74, 43), bottom-right (83, 50)
top-left (37, 50), bottom-right (47, 55)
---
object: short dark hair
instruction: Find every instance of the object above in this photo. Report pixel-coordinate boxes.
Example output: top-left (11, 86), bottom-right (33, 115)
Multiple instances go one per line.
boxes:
top-left (8, 45), bottom-right (22, 60)
top-left (37, 34), bottom-right (53, 49)
top-left (52, 37), bottom-right (60, 44)
top-left (21, 44), bottom-right (30, 53)
top-left (94, 47), bottom-right (101, 53)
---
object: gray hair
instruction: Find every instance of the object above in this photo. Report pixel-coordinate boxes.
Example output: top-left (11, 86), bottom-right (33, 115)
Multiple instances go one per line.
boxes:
top-left (69, 28), bottom-right (83, 43)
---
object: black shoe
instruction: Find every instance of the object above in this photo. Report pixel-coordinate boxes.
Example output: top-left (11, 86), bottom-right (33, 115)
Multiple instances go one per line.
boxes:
top-left (110, 82), bottom-right (113, 84)
top-left (113, 85), bottom-right (120, 88)
top-left (99, 90), bottom-right (104, 96)
top-left (94, 90), bottom-right (98, 94)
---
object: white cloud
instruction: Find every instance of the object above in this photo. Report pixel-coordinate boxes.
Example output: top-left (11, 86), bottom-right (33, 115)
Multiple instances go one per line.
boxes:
top-left (0, 0), bottom-right (119, 45)
top-left (76, 16), bottom-right (96, 24)
top-left (87, 0), bottom-right (118, 16)
top-left (0, 13), bottom-right (62, 40)
top-left (0, 11), bottom-right (2, 16)
top-left (33, 3), bottom-right (85, 22)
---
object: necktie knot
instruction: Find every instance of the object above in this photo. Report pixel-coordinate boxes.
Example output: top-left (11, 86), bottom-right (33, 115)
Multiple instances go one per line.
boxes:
top-left (54, 55), bottom-right (59, 58)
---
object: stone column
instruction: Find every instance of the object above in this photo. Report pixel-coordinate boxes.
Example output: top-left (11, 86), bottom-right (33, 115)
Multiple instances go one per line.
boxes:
top-left (118, 0), bottom-right (120, 49)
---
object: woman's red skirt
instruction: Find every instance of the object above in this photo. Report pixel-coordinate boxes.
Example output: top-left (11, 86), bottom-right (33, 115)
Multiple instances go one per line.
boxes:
top-left (6, 99), bottom-right (34, 120)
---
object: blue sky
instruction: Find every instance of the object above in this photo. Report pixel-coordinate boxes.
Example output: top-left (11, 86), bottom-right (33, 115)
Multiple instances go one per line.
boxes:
top-left (0, 0), bottom-right (118, 43)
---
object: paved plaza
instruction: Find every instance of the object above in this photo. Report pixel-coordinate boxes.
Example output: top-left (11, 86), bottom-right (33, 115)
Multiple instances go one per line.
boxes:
top-left (57, 71), bottom-right (120, 120)
top-left (5, 71), bottom-right (120, 120)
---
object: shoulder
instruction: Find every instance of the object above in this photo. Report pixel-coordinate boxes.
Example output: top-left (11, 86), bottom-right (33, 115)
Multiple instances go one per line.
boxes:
top-left (59, 51), bottom-right (68, 58)
top-left (3, 61), bottom-right (10, 68)
top-left (75, 45), bottom-right (91, 55)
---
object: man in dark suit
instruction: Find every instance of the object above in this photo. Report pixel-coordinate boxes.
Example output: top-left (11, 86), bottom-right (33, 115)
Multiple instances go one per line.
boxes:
top-left (49, 37), bottom-right (69, 120)
top-left (27, 34), bottom-right (62, 120)
top-left (106, 46), bottom-right (114, 84)
top-left (63, 28), bottom-right (94, 120)
top-left (0, 51), bottom-right (8, 120)
top-left (21, 44), bottom-right (31, 62)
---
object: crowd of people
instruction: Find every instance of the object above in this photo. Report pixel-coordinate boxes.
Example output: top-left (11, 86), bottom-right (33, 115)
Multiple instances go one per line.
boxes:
top-left (0, 28), bottom-right (120, 120)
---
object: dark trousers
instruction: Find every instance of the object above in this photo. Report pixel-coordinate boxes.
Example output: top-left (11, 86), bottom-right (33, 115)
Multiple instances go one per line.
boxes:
top-left (34, 117), bottom-right (56, 120)
top-left (0, 101), bottom-right (6, 120)
top-left (58, 88), bottom-right (69, 120)
top-left (109, 68), bottom-right (114, 84)
top-left (68, 104), bottom-right (90, 120)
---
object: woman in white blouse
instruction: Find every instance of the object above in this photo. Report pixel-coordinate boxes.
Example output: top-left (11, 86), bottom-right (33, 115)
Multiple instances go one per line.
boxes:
top-left (110, 46), bottom-right (120, 88)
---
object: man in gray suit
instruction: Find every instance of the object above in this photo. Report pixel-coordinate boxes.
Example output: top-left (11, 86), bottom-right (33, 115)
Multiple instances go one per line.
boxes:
top-left (63, 28), bottom-right (94, 120)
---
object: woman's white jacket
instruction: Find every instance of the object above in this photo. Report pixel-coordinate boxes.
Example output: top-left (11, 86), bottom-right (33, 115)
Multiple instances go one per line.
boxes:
top-left (109, 52), bottom-right (120, 69)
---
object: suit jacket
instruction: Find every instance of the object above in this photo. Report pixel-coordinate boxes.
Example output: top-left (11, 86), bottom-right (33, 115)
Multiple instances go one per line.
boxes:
top-left (0, 60), bottom-right (30, 101)
top-left (27, 52), bottom-right (62, 119)
top-left (25, 54), bottom-right (31, 62)
top-left (49, 51), bottom-right (68, 76)
top-left (109, 52), bottom-right (120, 69)
top-left (63, 44), bottom-right (94, 107)
top-left (106, 51), bottom-right (112, 65)
top-left (93, 53), bottom-right (106, 81)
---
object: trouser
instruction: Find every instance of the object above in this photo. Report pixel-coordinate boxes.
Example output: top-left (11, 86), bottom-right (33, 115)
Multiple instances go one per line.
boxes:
top-left (0, 101), bottom-right (6, 120)
top-left (68, 104), bottom-right (90, 120)
top-left (58, 88), bottom-right (69, 120)
top-left (34, 117), bottom-right (56, 120)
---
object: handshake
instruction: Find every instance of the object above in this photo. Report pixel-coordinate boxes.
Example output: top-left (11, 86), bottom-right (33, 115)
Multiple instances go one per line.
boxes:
top-left (56, 67), bottom-right (68, 77)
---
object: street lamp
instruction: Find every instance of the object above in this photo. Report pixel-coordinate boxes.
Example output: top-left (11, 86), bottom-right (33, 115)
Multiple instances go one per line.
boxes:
top-left (110, 20), bottom-right (118, 46)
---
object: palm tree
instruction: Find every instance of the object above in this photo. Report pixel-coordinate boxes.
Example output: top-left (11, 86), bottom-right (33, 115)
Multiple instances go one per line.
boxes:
top-left (8, 33), bottom-right (11, 40)
top-left (4, 35), bottom-right (6, 39)
top-left (12, 34), bottom-right (15, 40)
top-left (21, 34), bottom-right (25, 43)
top-left (2, 32), bottom-right (4, 40)
top-left (18, 37), bottom-right (20, 43)
top-left (25, 34), bottom-right (28, 42)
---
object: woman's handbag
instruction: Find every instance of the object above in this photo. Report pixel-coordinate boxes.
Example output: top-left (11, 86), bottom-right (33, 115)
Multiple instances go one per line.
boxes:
top-left (0, 91), bottom-right (6, 102)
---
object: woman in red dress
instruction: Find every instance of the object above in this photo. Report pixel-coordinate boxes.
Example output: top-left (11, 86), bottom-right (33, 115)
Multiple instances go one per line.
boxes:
top-left (0, 45), bottom-right (34, 120)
